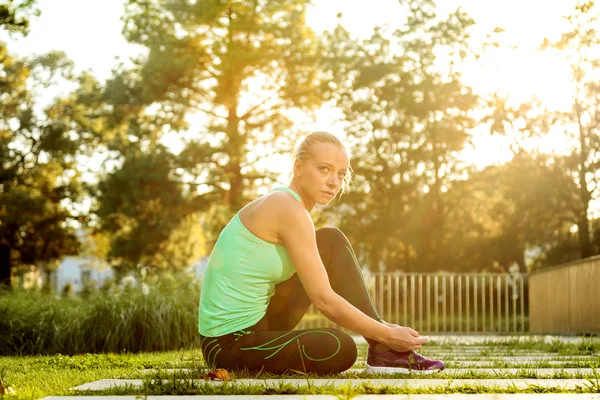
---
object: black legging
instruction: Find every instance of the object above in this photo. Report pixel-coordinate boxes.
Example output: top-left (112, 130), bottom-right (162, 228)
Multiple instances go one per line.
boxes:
top-left (199, 227), bottom-right (383, 375)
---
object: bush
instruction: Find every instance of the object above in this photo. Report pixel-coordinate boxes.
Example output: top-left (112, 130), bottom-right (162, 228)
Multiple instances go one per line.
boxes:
top-left (0, 275), bottom-right (201, 356)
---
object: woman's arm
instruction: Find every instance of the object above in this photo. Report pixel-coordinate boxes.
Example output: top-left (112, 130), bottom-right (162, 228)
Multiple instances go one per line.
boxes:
top-left (275, 196), bottom-right (426, 351)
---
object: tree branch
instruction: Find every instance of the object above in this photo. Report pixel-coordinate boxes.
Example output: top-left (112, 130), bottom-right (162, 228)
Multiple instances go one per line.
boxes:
top-left (240, 92), bottom-right (279, 121)
top-left (189, 101), bottom-right (227, 120)
top-left (242, 148), bottom-right (289, 166)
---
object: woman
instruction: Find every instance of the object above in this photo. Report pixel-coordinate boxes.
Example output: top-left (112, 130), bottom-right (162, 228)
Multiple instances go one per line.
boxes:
top-left (198, 131), bottom-right (444, 375)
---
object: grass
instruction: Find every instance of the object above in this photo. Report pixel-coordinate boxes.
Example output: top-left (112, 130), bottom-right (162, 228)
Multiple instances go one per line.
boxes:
top-left (0, 349), bottom-right (196, 399)
top-left (0, 284), bottom-right (598, 398)
top-left (0, 276), bottom-right (201, 356)
top-left (1, 340), bottom-right (599, 399)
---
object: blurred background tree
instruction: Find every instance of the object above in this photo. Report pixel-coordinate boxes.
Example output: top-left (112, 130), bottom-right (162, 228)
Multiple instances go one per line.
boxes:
top-left (1, 0), bottom-right (600, 285)
top-left (92, 143), bottom-right (206, 276)
top-left (0, 45), bottom-right (83, 287)
top-left (539, 0), bottom-right (600, 259)
top-left (320, 0), bottom-right (478, 272)
top-left (0, 0), bottom-right (39, 37)
top-left (92, 0), bottom-right (329, 250)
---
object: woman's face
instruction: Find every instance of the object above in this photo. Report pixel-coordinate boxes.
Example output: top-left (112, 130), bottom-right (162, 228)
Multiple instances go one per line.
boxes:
top-left (295, 141), bottom-right (350, 205)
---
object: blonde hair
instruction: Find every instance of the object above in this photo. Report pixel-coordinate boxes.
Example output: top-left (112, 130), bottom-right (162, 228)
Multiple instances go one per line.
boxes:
top-left (291, 131), bottom-right (353, 194)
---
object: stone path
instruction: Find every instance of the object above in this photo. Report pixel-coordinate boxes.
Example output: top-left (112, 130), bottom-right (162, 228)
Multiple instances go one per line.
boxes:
top-left (135, 367), bottom-right (599, 377)
top-left (38, 335), bottom-right (600, 399)
top-left (42, 397), bottom-right (339, 400)
top-left (71, 377), bottom-right (598, 391)
top-left (42, 396), bottom-right (600, 400)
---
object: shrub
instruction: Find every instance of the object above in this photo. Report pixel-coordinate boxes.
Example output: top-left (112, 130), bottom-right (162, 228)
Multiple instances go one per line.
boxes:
top-left (0, 274), bottom-right (201, 356)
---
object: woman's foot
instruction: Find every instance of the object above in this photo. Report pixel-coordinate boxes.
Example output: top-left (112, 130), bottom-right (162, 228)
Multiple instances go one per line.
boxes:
top-left (365, 347), bottom-right (445, 375)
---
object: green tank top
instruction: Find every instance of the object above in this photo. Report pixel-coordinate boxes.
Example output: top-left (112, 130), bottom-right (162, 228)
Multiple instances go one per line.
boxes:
top-left (198, 187), bottom-right (302, 337)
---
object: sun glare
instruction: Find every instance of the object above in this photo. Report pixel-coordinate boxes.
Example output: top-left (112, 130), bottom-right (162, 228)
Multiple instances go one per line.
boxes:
top-left (4, 0), bottom-right (583, 172)
top-left (306, 0), bottom-right (579, 169)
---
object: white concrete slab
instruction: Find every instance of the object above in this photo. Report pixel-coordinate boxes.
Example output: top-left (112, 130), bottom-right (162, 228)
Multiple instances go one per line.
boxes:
top-left (411, 349), bottom-right (550, 353)
top-left (413, 356), bottom-right (598, 360)
top-left (354, 395), bottom-right (600, 399)
top-left (71, 378), bottom-right (599, 391)
top-left (351, 335), bottom-right (600, 345)
top-left (136, 368), bottom-right (599, 377)
top-left (444, 361), bottom-right (600, 367)
top-left (39, 395), bottom-right (600, 400)
top-left (43, 396), bottom-right (338, 400)
top-left (361, 368), bottom-right (599, 377)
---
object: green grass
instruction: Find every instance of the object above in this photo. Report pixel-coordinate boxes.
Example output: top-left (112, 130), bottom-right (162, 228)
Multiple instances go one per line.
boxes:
top-left (0, 277), bottom-right (201, 356)
top-left (1, 341), bottom-right (599, 399)
top-left (0, 349), bottom-right (199, 399)
top-left (429, 337), bottom-right (600, 355)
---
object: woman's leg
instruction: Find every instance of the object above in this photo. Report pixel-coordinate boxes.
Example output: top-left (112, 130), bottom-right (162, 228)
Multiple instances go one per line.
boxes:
top-left (200, 228), bottom-right (385, 374)
top-left (200, 327), bottom-right (357, 375)
top-left (264, 227), bottom-right (383, 344)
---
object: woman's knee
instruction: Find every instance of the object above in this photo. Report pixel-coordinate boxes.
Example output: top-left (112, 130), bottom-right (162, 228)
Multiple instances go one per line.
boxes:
top-left (321, 327), bottom-right (357, 370)
top-left (316, 227), bottom-right (349, 247)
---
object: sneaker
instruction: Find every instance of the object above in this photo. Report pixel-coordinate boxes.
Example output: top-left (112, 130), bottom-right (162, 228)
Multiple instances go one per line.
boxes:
top-left (365, 347), bottom-right (445, 375)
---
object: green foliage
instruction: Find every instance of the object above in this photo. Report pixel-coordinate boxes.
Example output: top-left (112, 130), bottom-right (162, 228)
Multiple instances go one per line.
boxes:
top-left (0, 276), bottom-right (201, 355)
top-left (441, 153), bottom-right (578, 272)
top-left (93, 144), bottom-right (206, 274)
top-left (537, 0), bottom-right (600, 258)
top-left (0, 0), bottom-right (39, 36)
top-left (0, 43), bottom-right (83, 286)
top-left (320, 0), bottom-right (478, 271)
top-left (3, 0), bottom-right (600, 278)
top-left (108, 0), bottom-right (326, 229)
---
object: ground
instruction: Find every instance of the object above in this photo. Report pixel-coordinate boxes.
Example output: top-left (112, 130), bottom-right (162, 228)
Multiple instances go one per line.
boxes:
top-left (1, 335), bottom-right (598, 399)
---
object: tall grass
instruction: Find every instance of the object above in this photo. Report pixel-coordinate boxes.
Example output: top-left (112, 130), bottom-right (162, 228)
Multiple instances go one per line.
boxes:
top-left (0, 274), bottom-right (201, 356)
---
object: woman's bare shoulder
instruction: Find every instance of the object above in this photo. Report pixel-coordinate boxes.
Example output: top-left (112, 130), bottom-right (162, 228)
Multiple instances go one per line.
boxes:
top-left (263, 190), bottom-right (306, 217)
top-left (256, 192), bottom-right (308, 232)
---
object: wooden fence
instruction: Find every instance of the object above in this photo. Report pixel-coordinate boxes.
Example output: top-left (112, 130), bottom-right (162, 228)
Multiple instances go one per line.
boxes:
top-left (298, 272), bottom-right (529, 333)
top-left (529, 257), bottom-right (600, 333)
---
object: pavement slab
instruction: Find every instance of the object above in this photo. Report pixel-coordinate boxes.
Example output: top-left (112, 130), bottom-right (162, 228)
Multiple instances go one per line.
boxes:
top-left (350, 336), bottom-right (600, 346)
top-left (40, 395), bottom-right (600, 400)
top-left (43, 397), bottom-right (338, 400)
top-left (135, 367), bottom-right (599, 377)
top-left (354, 395), bottom-right (600, 399)
top-left (71, 378), bottom-right (599, 391)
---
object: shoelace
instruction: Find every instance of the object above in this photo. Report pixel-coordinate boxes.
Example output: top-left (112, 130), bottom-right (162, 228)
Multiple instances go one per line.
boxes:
top-left (412, 350), bottom-right (423, 357)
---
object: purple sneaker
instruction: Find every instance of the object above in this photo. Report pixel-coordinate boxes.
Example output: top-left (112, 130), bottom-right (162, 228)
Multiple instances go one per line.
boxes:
top-left (365, 347), bottom-right (445, 375)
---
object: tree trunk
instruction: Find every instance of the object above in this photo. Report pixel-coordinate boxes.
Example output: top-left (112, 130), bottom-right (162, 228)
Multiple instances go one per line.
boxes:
top-left (226, 102), bottom-right (244, 212)
top-left (517, 253), bottom-right (527, 274)
top-left (576, 102), bottom-right (593, 258)
top-left (0, 245), bottom-right (12, 288)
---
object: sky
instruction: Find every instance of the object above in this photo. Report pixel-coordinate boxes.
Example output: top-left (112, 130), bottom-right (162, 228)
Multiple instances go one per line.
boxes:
top-left (2, 0), bottom-right (580, 171)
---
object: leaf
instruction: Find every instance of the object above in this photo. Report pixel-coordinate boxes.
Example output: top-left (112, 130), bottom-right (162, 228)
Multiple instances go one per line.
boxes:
top-left (204, 368), bottom-right (231, 381)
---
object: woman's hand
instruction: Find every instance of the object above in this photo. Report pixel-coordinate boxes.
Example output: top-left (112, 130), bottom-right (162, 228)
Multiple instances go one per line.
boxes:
top-left (382, 321), bottom-right (428, 352)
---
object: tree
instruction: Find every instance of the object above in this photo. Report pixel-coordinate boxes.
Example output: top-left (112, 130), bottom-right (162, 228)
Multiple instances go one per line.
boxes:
top-left (93, 142), bottom-right (207, 275)
top-left (0, 45), bottom-right (84, 287)
top-left (540, 0), bottom-right (600, 258)
top-left (320, 0), bottom-right (478, 271)
top-left (102, 0), bottom-right (326, 247)
top-left (440, 153), bottom-right (578, 272)
top-left (0, 0), bottom-right (39, 36)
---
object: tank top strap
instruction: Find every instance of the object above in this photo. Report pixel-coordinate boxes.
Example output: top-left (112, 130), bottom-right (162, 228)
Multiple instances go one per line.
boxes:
top-left (271, 187), bottom-right (302, 203)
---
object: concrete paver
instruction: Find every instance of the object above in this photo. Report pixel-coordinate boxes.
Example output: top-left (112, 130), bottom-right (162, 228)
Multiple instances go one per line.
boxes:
top-left (136, 367), bottom-right (599, 377)
top-left (41, 393), bottom-right (600, 400)
top-left (43, 396), bottom-right (337, 400)
top-left (354, 395), bottom-right (600, 399)
top-left (71, 378), bottom-right (598, 391)
top-left (41, 395), bottom-right (600, 400)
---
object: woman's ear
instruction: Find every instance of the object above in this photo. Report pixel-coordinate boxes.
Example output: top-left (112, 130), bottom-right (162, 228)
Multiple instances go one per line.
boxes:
top-left (293, 158), bottom-right (303, 177)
